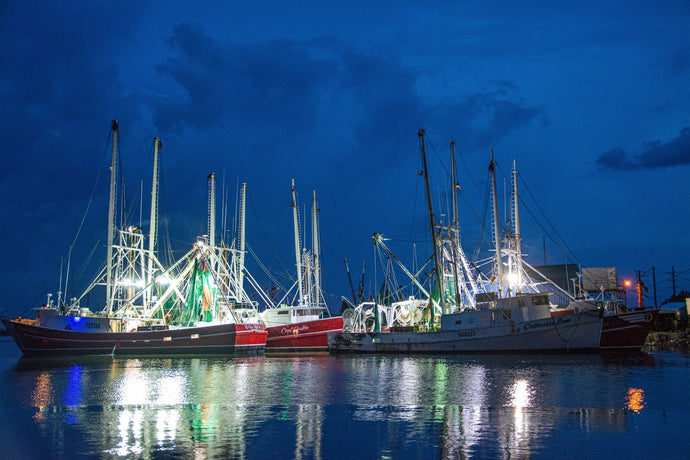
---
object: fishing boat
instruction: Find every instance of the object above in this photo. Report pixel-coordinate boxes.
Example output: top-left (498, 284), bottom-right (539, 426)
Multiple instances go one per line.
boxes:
top-left (329, 130), bottom-right (603, 354)
top-left (255, 180), bottom-right (342, 352)
top-left (600, 307), bottom-right (659, 349)
top-left (329, 292), bottom-right (603, 353)
top-left (552, 299), bottom-right (659, 350)
top-left (2, 121), bottom-right (267, 356)
top-left (456, 154), bottom-right (657, 351)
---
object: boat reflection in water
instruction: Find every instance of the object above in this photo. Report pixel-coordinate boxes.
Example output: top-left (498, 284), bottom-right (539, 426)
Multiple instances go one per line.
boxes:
top-left (11, 354), bottom-right (654, 458)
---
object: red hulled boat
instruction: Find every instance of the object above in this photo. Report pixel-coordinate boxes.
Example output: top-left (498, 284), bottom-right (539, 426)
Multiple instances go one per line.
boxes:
top-left (3, 121), bottom-right (267, 357)
top-left (259, 180), bottom-right (343, 352)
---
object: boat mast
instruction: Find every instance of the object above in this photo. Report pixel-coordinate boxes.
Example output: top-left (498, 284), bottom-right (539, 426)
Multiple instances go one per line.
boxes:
top-left (489, 148), bottom-right (504, 296)
top-left (450, 141), bottom-right (462, 308)
top-left (238, 182), bottom-right (247, 290)
top-left (106, 120), bottom-right (118, 315)
top-left (312, 190), bottom-right (321, 307)
top-left (419, 129), bottom-right (446, 314)
top-left (147, 137), bottom-right (161, 304)
top-left (511, 159), bottom-right (523, 290)
top-left (291, 179), bottom-right (304, 305)
top-left (208, 172), bottom-right (216, 247)
top-left (450, 142), bottom-right (479, 309)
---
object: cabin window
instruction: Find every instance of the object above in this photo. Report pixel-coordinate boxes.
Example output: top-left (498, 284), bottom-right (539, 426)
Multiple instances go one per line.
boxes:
top-left (533, 295), bottom-right (549, 306)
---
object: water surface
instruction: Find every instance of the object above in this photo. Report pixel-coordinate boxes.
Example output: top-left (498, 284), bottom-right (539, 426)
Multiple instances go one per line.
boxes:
top-left (0, 336), bottom-right (687, 458)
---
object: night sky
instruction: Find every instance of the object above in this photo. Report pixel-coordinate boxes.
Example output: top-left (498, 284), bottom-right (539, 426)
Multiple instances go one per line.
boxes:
top-left (1, 1), bottom-right (689, 317)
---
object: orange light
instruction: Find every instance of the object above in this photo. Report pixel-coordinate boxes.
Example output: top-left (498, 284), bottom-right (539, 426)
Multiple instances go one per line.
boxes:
top-left (623, 280), bottom-right (632, 287)
top-left (626, 388), bottom-right (645, 413)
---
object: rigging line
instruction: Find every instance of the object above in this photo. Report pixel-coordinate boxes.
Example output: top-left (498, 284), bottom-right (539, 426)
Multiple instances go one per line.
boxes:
top-left (156, 151), bottom-right (175, 268)
top-left (493, 156), bottom-right (577, 267)
top-left (246, 190), bottom-right (292, 279)
top-left (457, 188), bottom-right (485, 232)
top-left (62, 127), bottom-right (113, 303)
top-left (519, 191), bottom-right (580, 267)
top-left (457, 144), bottom-right (482, 195)
top-left (515, 170), bottom-right (582, 265)
top-left (422, 131), bottom-right (451, 179)
top-left (472, 170), bottom-right (493, 260)
top-left (76, 239), bottom-right (102, 279)
top-left (69, 128), bottom-right (112, 251)
top-left (409, 145), bottom-right (422, 242)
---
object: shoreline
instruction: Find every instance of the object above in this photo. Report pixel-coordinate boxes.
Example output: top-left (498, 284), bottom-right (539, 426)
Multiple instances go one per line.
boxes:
top-left (643, 331), bottom-right (690, 352)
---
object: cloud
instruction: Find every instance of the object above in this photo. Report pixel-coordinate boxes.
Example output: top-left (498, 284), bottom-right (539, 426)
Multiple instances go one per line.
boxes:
top-left (154, 23), bottom-right (338, 135)
top-left (151, 23), bottom-right (547, 190)
top-left (596, 127), bottom-right (690, 170)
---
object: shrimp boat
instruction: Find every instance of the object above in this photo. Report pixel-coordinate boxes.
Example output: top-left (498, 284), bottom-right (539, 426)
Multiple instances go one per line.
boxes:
top-left (552, 297), bottom-right (659, 350)
top-left (480, 162), bottom-right (658, 351)
top-left (2, 121), bottom-right (267, 356)
top-left (249, 180), bottom-right (342, 352)
top-left (329, 130), bottom-right (603, 354)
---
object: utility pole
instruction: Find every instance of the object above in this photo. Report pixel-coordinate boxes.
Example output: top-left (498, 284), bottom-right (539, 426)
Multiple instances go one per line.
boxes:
top-left (672, 265), bottom-right (677, 297)
top-left (652, 266), bottom-right (657, 307)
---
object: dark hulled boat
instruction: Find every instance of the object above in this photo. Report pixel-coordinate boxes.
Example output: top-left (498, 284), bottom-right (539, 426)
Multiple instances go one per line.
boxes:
top-left (2, 317), bottom-right (266, 357)
top-left (552, 300), bottom-right (659, 350)
top-left (3, 121), bottom-right (267, 357)
top-left (600, 308), bottom-right (659, 350)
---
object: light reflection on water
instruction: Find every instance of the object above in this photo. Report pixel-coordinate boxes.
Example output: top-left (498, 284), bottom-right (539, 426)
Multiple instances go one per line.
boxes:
top-left (626, 388), bottom-right (645, 413)
top-left (2, 346), bottom-right (690, 458)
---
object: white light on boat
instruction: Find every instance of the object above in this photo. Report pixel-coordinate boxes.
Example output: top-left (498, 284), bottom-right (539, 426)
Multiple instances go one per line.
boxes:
top-left (156, 275), bottom-right (173, 285)
top-left (507, 272), bottom-right (520, 287)
top-left (120, 279), bottom-right (145, 288)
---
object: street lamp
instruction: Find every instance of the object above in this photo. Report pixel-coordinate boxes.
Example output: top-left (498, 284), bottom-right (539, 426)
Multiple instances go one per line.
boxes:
top-left (623, 279), bottom-right (632, 309)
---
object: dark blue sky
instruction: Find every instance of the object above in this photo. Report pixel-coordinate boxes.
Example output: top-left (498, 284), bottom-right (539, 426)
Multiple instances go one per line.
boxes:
top-left (1, 1), bottom-right (689, 315)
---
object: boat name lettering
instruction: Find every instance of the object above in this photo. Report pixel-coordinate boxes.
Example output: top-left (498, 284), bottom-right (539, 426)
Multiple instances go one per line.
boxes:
top-left (281, 325), bottom-right (310, 335)
top-left (458, 330), bottom-right (477, 338)
top-left (524, 316), bottom-right (573, 331)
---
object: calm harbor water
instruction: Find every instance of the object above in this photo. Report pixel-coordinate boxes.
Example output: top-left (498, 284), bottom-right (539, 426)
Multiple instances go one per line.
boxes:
top-left (1, 336), bottom-right (688, 459)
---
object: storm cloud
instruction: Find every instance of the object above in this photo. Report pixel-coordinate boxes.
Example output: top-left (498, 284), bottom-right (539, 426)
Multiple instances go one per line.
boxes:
top-left (596, 127), bottom-right (690, 170)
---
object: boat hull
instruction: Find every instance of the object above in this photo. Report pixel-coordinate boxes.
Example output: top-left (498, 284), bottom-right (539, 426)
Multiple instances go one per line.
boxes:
top-left (266, 317), bottom-right (343, 352)
top-left (2, 319), bottom-right (267, 357)
top-left (600, 309), bottom-right (659, 350)
top-left (328, 310), bottom-right (602, 354)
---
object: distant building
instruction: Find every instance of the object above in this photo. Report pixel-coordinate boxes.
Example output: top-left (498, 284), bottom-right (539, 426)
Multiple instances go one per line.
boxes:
top-left (657, 299), bottom-right (689, 331)
top-left (527, 264), bottom-right (579, 293)
top-left (525, 265), bottom-right (628, 308)
top-left (581, 267), bottom-right (619, 293)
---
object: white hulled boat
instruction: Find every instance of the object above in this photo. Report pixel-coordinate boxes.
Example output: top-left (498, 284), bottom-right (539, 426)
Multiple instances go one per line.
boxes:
top-left (329, 130), bottom-right (602, 353)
